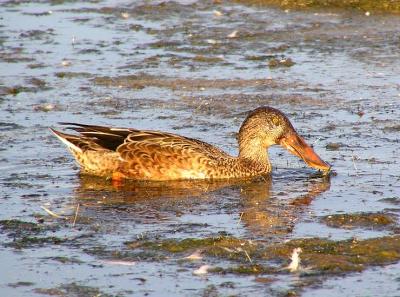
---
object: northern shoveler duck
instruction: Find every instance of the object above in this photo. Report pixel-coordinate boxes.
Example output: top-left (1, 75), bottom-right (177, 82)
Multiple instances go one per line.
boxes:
top-left (51, 106), bottom-right (330, 181)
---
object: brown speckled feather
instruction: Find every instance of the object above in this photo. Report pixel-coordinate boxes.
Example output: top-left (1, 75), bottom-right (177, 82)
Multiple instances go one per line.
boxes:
top-left (52, 124), bottom-right (254, 180)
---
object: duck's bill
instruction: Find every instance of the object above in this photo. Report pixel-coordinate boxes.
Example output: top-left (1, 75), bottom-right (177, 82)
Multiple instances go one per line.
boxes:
top-left (279, 133), bottom-right (331, 172)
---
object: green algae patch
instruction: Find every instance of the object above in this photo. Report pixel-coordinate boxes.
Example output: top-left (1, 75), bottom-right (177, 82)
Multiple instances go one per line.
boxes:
top-left (45, 256), bottom-right (84, 264)
top-left (0, 85), bottom-right (35, 95)
top-left (268, 57), bottom-right (295, 68)
top-left (192, 55), bottom-right (224, 63)
top-left (8, 281), bottom-right (35, 288)
top-left (246, 55), bottom-right (273, 61)
top-left (127, 235), bottom-right (400, 275)
top-left (265, 236), bottom-right (400, 274)
top-left (5, 236), bottom-right (66, 249)
top-left (235, 0), bottom-right (400, 14)
top-left (219, 264), bottom-right (276, 275)
top-left (0, 219), bottom-right (64, 249)
top-left (0, 219), bottom-right (59, 236)
top-left (55, 72), bottom-right (92, 79)
top-left (0, 219), bottom-right (43, 234)
top-left (152, 237), bottom-right (226, 253)
top-left (126, 236), bottom-right (261, 262)
top-left (127, 236), bottom-right (255, 253)
top-left (34, 282), bottom-right (113, 297)
top-left (320, 212), bottom-right (397, 230)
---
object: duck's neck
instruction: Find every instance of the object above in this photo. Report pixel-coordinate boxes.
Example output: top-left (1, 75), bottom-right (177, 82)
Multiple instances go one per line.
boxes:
top-left (238, 138), bottom-right (271, 170)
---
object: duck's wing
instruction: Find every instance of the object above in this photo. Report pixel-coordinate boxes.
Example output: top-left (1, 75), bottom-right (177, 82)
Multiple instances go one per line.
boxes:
top-left (57, 123), bottom-right (232, 179)
top-left (119, 130), bottom-right (230, 158)
top-left (58, 123), bottom-right (229, 158)
top-left (116, 130), bottom-right (232, 179)
top-left (56, 122), bottom-right (133, 151)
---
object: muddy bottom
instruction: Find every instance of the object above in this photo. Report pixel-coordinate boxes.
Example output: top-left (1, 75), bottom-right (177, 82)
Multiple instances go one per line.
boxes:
top-left (1, 0), bottom-right (399, 296)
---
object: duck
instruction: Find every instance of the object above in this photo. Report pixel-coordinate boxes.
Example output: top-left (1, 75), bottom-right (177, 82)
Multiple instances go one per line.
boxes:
top-left (51, 106), bottom-right (330, 181)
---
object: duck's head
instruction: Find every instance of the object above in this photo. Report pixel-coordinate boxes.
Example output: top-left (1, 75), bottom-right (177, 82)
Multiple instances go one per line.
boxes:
top-left (238, 106), bottom-right (330, 172)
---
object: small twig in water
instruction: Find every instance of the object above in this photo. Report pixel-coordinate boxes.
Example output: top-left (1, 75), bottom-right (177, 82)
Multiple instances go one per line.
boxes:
top-left (72, 203), bottom-right (80, 227)
top-left (352, 154), bottom-right (359, 175)
top-left (237, 212), bottom-right (244, 225)
top-left (243, 249), bottom-right (253, 263)
top-left (41, 206), bottom-right (64, 219)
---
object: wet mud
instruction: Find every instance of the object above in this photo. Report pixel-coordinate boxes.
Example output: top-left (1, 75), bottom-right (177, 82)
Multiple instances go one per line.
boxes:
top-left (1, 0), bottom-right (400, 296)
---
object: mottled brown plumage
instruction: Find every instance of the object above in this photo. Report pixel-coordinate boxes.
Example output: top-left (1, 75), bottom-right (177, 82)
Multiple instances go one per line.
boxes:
top-left (51, 106), bottom-right (330, 181)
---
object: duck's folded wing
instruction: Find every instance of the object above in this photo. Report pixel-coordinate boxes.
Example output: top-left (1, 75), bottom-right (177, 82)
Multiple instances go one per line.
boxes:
top-left (59, 123), bottom-right (134, 151)
top-left (115, 131), bottom-right (231, 179)
top-left (117, 130), bottom-right (230, 162)
top-left (59, 123), bottom-right (231, 172)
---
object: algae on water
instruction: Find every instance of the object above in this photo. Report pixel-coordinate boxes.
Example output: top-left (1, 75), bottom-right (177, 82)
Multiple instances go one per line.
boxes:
top-left (127, 235), bottom-right (400, 275)
top-left (236, 0), bottom-right (400, 13)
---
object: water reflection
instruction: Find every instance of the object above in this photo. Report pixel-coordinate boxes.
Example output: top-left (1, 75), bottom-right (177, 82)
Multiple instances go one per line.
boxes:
top-left (239, 175), bottom-right (330, 237)
top-left (73, 173), bottom-right (330, 237)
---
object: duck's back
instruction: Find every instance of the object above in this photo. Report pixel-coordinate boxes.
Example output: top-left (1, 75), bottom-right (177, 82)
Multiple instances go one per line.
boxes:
top-left (116, 130), bottom-right (235, 180)
top-left (52, 124), bottom-right (254, 180)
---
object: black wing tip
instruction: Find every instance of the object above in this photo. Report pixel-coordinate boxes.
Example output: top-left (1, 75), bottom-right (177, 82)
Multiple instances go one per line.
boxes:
top-left (49, 127), bottom-right (72, 140)
top-left (49, 127), bottom-right (61, 135)
top-left (58, 122), bottom-right (87, 127)
top-left (55, 122), bottom-right (94, 133)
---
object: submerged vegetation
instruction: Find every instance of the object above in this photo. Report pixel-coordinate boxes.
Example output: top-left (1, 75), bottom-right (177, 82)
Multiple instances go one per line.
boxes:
top-left (34, 283), bottom-right (114, 297)
top-left (126, 235), bottom-right (400, 275)
top-left (236, 0), bottom-right (400, 13)
top-left (0, 219), bottom-right (64, 249)
top-left (320, 212), bottom-right (397, 230)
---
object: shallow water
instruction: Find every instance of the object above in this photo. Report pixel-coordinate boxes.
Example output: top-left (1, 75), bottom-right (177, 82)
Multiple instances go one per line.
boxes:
top-left (1, 1), bottom-right (400, 296)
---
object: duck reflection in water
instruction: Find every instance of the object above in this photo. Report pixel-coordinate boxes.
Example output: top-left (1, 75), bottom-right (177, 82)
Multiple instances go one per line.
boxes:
top-left (74, 172), bottom-right (330, 237)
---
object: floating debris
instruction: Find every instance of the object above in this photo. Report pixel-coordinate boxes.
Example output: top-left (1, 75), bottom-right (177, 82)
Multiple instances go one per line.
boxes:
top-left (184, 250), bottom-right (203, 260)
top-left (193, 264), bottom-right (211, 275)
top-left (227, 30), bottom-right (238, 38)
top-left (61, 60), bottom-right (71, 67)
top-left (213, 10), bottom-right (223, 17)
top-left (325, 142), bottom-right (342, 151)
top-left (287, 247), bottom-right (302, 272)
top-left (40, 206), bottom-right (65, 219)
top-left (121, 12), bottom-right (130, 19)
top-left (34, 103), bottom-right (56, 112)
top-left (100, 260), bottom-right (136, 266)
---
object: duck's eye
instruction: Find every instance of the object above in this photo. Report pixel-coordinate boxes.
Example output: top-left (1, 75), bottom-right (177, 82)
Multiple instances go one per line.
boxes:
top-left (271, 117), bottom-right (280, 127)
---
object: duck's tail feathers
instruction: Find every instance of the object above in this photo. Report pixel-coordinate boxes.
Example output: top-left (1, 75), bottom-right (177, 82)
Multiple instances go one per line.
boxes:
top-left (50, 128), bottom-right (99, 153)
